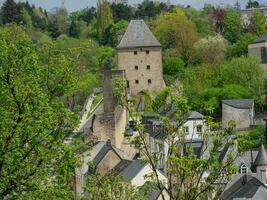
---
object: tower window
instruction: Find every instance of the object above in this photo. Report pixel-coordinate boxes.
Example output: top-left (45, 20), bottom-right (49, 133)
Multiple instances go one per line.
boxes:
top-left (240, 164), bottom-right (247, 174)
top-left (135, 65), bottom-right (138, 70)
top-left (146, 50), bottom-right (150, 54)
top-left (134, 51), bottom-right (138, 55)
top-left (135, 80), bottom-right (139, 84)
top-left (147, 65), bottom-right (150, 70)
top-left (148, 79), bottom-right (151, 84)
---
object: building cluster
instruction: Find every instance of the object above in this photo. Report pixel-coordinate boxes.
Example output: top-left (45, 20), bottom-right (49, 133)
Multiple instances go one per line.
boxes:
top-left (74, 20), bottom-right (267, 199)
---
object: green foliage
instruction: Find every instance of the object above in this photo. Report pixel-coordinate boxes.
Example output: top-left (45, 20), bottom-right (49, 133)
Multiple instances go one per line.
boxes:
top-left (0, 25), bottom-right (79, 198)
top-left (230, 33), bottom-right (257, 57)
top-left (69, 20), bottom-right (81, 38)
top-left (248, 10), bottom-right (267, 36)
top-left (214, 56), bottom-right (265, 100)
top-left (223, 9), bottom-right (243, 44)
top-left (97, 0), bottom-right (114, 43)
top-left (192, 35), bottom-right (228, 66)
top-left (84, 171), bottom-right (143, 200)
top-left (134, 0), bottom-right (169, 19)
top-left (1, 0), bottom-right (20, 24)
top-left (163, 57), bottom-right (185, 76)
top-left (185, 7), bottom-right (212, 36)
top-left (238, 125), bottom-right (266, 152)
top-left (103, 20), bottom-right (128, 47)
top-left (152, 8), bottom-right (199, 64)
top-left (111, 3), bottom-right (134, 22)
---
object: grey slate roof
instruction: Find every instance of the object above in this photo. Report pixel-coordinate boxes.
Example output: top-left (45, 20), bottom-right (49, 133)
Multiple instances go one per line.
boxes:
top-left (250, 32), bottom-right (267, 44)
top-left (221, 174), bottom-right (267, 200)
top-left (222, 99), bottom-right (254, 109)
top-left (85, 140), bottom-right (124, 168)
top-left (254, 144), bottom-right (267, 166)
top-left (139, 182), bottom-right (163, 200)
top-left (186, 111), bottom-right (204, 120)
top-left (116, 159), bottom-right (147, 180)
top-left (117, 20), bottom-right (161, 49)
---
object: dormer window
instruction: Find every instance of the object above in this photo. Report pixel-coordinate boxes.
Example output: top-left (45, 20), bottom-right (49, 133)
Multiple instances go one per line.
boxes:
top-left (184, 126), bottom-right (189, 135)
top-left (240, 164), bottom-right (247, 174)
top-left (196, 125), bottom-right (202, 134)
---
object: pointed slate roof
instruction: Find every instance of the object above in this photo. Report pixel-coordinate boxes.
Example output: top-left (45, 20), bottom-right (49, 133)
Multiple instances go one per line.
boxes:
top-left (254, 144), bottom-right (267, 166)
top-left (186, 111), bottom-right (204, 120)
top-left (117, 20), bottom-right (161, 49)
top-left (250, 33), bottom-right (267, 44)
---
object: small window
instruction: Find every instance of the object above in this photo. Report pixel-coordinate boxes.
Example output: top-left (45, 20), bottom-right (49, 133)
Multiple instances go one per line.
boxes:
top-left (126, 80), bottom-right (129, 88)
top-left (147, 65), bottom-right (150, 70)
top-left (261, 47), bottom-right (267, 64)
top-left (240, 164), bottom-right (247, 174)
top-left (135, 80), bottom-right (139, 84)
top-left (135, 65), bottom-right (138, 70)
top-left (184, 126), bottom-right (189, 135)
top-left (148, 79), bottom-right (152, 84)
top-left (196, 125), bottom-right (202, 134)
top-left (146, 50), bottom-right (149, 54)
top-left (134, 51), bottom-right (137, 55)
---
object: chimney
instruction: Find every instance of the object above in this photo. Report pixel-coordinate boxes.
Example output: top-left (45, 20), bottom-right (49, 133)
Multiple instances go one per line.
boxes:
top-left (106, 139), bottom-right (112, 147)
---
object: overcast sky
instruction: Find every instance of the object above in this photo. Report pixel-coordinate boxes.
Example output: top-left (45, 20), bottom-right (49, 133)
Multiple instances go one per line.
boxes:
top-left (0, 0), bottom-right (266, 11)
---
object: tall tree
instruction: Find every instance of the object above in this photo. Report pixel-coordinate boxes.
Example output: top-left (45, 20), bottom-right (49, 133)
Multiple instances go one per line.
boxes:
top-left (97, 0), bottom-right (113, 43)
top-left (0, 25), bottom-right (79, 198)
top-left (111, 3), bottom-right (133, 22)
top-left (1, 0), bottom-right (20, 24)
top-left (69, 20), bottom-right (81, 38)
top-left (152, 8), bottom-right (199, 65)
top-left (223, 9), bottom-right (243, 44)
top-left (248, 10), bottom-right (266, 36)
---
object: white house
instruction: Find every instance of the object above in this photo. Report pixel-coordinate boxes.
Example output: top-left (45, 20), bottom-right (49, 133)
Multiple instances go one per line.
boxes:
top-left (115, 159), bottom-right (168, 187)
top-left (143, 111), bottom-right (207, 171)
top-left (183, 111), bottom-right (206, 140)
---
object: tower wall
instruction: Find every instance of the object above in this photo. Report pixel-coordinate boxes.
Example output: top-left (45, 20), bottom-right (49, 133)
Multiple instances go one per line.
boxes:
top-left (118, 47), bottom-right (165, 96)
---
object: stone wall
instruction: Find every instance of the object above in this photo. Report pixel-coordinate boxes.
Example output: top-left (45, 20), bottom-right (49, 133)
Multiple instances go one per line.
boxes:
top-left (222, 103), bottom-right (254, 130)
top-left (248, 42), bottom-right (267, 76)
top-left (97, 150), bottom-right (122, 176)
top-left (117, 46), bottom-right (165, 96)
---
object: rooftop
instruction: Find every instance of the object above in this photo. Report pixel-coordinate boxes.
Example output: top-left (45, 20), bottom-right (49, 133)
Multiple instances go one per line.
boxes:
top-left (117, 20), bottom-right (161, 49)
top-left (222, 99), bottom-right (254, 109)
top-left (250, 32), bottom-right (267, 44)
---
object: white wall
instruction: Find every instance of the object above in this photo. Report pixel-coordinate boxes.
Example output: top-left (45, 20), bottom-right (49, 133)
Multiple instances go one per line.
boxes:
top-left (131, 164), bottom-right (168, 187)
top-left (183, 119), bottom-right (206, 140)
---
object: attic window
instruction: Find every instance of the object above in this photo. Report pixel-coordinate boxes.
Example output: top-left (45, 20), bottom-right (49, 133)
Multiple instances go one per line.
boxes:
top-left (146, 50), bottom-right (149, 54)
top-left (240, 164), bottom-right (247, 174)
top-left (196, 125), bottom-right (202, 134)
top-left (184, 126), bottom-right (189, 135)
top-left (134, 51), bottom-right (138, 55)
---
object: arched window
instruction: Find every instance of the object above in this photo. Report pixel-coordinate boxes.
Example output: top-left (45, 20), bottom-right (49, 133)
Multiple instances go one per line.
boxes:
top-left (240, 164), bottom-right (247, 174)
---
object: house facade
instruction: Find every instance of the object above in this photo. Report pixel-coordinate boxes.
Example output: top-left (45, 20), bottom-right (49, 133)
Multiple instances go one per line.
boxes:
top-left (117, 20), bottom-right (165, 96)
top-left (248, 33), bottom-right (267, 75)
top-left (222, 99), bottom-right (255, 130)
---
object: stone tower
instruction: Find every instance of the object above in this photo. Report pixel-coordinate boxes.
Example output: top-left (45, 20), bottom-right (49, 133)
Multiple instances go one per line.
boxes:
top-left (117, 20), bottom-right (165, 96)
top-left (254, 144), bottom-right (267, 184)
